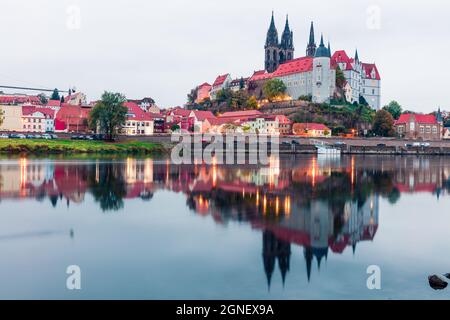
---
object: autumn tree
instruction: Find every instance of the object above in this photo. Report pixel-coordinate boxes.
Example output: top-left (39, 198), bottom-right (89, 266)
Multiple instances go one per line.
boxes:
top-left (372, 109), bottom-right (395, 137)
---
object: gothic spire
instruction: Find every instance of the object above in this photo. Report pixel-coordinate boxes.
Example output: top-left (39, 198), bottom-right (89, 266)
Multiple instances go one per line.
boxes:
top-left (315, 34), bottom-right (329, 58)
top-left (306, 21), bottom-right (317, 57)
top-left (280, 14), bottom-right (293, 50)
top-left (328, 41), bottom-right (331, 58)
top-left (265, 11), bottom-right (279, 47)
top-left (355, 49), bottom-right (359, 62)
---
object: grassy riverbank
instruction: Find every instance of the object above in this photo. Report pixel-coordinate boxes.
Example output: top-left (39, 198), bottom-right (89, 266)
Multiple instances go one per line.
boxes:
top-left (0, 139), bottom-right (167, 155)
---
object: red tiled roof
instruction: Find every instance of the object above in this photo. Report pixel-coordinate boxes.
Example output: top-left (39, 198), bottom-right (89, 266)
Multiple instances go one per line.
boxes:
top-left (171, 108), bottom-right (191, 117)
top-left (251, 57), bottom-right (314, 81)
top-left (212, 74), bottom-right (229, 87)
top-left (0, 95), bottom-right (41, 105)
top-left (198, 82), bottom-right (211, 88)
top-left (295, 122), bottom-right (330, 130)
top-left (55, 105), bottom-right (91, 124)
top-left (22, 105), bottom-right (55, 118)
top-left (331, 50), bottom-right (354, 71)
top-left (395, 114), bottom-right (438, 125)
top-left (124, 102), bottom-right (153, 121)
top-left (219, 110), bottom-right (263, 118)
top-left (191, 110), bottom-right (215, 121)
top-left (362, 63), bottom-right (381, 80)
top-left (47, 99), bottom-right (61, 107)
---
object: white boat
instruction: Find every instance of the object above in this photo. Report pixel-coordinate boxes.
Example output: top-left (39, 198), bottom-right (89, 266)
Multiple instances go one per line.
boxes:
top-left (311, 139), bottom-right (342, 155)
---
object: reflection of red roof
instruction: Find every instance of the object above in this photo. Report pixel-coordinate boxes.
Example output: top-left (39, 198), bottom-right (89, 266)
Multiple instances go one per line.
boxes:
top-left (362, 63), bottom-right (381, 80)
top-left (395, 114), bottom-right (438, 125)
top-left (212, 74), bottom-right (229, 87)
top-left (395, 183), bottom-right (437, 193)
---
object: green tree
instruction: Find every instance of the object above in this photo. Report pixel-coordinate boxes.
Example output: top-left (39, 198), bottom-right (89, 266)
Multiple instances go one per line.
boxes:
top-left (383, 101), bottom-right (402, 120)
top-left (187, 88), bottom-right (198, 104)
top-left (263, 79), bottom-right (287, 102)
top-left (50, 88), bottom-right (60, 101)
top-left (171, 124), bottom-right (180, 132)
top-left (89, 91), bottom-right (128, 140)
top-left (38, 93), bottom-right (48, 105)
top-left (246, 96), bottom-right (258, 109)
top-left (335, 66), bottom-right (346, 89)
top-left (372, 109), bottom-right (395, 137)
top-left (359, 95), bottom-right (369, 106)
top-left (239, 77), bottom-right (245, 90)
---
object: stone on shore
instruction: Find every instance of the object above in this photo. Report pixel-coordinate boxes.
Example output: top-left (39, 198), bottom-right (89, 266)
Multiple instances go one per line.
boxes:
top-left (428, 275), bottom-right (448, 290)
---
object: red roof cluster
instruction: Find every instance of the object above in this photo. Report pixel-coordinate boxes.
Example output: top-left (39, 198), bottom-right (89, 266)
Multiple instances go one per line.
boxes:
top-left (331, 50), bottom-right (354, 71)
top-left (0, 95), bottom-right (41, 105)
top-left (251, 57), bottom-right (314, 81)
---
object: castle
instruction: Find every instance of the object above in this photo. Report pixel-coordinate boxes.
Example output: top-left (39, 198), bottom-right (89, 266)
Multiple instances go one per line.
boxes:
top-left (260, 12), bottom-right (381, 108)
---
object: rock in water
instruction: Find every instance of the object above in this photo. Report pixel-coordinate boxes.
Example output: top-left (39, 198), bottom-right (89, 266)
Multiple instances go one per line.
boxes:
top-left (428, 275), bottom-right (448, 290)
top-left (445, 273), bottom-right (450, 280)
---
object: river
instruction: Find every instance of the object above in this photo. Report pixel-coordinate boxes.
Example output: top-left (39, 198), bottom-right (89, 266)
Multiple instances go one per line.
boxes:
top-left (0, 155), bottom-right (449, 299)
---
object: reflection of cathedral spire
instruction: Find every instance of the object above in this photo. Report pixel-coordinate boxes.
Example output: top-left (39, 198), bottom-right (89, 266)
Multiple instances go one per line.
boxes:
top-left (304, 247), bottom-right (313, 282)
top-left (262, 231), bottom-right (291, 289)
top-left (262, 231), bottom-right (276, 290)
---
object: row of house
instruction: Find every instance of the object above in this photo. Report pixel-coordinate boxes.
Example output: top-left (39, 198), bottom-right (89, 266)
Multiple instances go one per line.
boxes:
top-left (0, 93), bottom-right (164, 135)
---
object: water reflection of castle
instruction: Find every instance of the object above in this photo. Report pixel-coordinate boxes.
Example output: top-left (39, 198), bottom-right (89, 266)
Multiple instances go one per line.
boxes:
top-left (1, 156), bottom-right (449, 285)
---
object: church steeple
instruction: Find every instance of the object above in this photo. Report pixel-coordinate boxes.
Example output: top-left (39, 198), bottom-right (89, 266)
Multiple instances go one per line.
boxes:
top-left (355, 49), bottom-right (359, 62)
top-left (327, 41), bottom-right (331, 58)
top-left (280, 14), bottom-right (294, 63)
top-left (265, 12), bottom-right (280, 73)
top-left (306, 21), bottom-right (317, 57)
top-left (265, 11), bottom-right (279, 47)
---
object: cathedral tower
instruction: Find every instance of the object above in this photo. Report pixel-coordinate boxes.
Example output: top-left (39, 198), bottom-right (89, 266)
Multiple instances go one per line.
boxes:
top-left (306, 21), bottom-right (317, 57)
top-left (279, 15), bottom-right (294, 64)
top-left (265, 12), bottom-right (280, 73)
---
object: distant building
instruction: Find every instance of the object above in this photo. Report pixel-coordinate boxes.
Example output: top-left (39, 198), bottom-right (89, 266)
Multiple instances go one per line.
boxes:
top-left (64, 92), bottom-right (87, 105)
top-left (122, 102), bottom-right (154, 136)
top-left (210, 74), bottom-right (231, 100)
top-left (55, 104), bottom-right (91, 133)
top-left (444, 127), bottom-right (450, 140)
top-left (0, 105), bottom-right (22, 131)
top-left (196, 83), bottom-right (212, 103)
top-left (21, 106), bottom-right (55, 133)
top-left (331, 50), bottom-right (381, 109)
top-left (293, 123), bottom-right (331, 137)
top-left (394, 113), bottom-right (443, 140)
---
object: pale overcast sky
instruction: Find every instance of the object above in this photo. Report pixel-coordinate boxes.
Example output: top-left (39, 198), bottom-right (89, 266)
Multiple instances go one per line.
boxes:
top-left (1, 0), bottom-right (449, 112)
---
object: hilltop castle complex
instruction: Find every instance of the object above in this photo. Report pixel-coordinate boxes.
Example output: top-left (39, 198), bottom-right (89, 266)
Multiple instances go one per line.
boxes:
top-left (201, 13), bottom-right (382, 109)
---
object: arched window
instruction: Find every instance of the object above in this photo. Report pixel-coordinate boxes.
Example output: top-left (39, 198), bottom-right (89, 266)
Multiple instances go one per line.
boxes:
top-left (273, 50), bottom-right (277, 61)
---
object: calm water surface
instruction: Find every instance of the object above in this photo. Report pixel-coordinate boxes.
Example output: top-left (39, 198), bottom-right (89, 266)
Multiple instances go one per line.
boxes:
top-left (0, 155), bottom-right (449, 299)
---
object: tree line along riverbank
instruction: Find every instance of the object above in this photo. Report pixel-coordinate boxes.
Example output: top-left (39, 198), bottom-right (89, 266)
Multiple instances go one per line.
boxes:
top-left (0, 139), bottom-right (167, 155)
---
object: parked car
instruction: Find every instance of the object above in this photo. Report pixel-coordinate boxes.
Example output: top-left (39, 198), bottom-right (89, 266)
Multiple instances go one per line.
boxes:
top-left (26, 134), bottom-right (35, 139)
top-left (421, 142), bottom-right (431, 147)
top-left (0, 133), bottom-right (9, 139)
top-left (50, 134), bottom-right (59, 139)
top-left (84, 135), bottom-right (94, 140)
top-left (42, 134), bottom-right (52, 139)
top-left (71, 135), bottom-right (80, 140)
top-left (93, 134), bottom-right (105, 141)
top-left (377, 143), bottom-right (387, 147)
top-left (34, 134), bottom-right (42, 139)
top-left (413, 142), bottom-right (421, 147)
top-left (405, 143), bottom-right (413, 148)
top-left (17, 134), bottom-right (26, 139)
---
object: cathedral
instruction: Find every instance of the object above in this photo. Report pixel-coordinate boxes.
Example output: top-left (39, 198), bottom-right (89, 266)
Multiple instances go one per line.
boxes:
top-left (264, 12), bottom-right (319, 73)
top-left (261, 13), bottom-right (381, 108)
